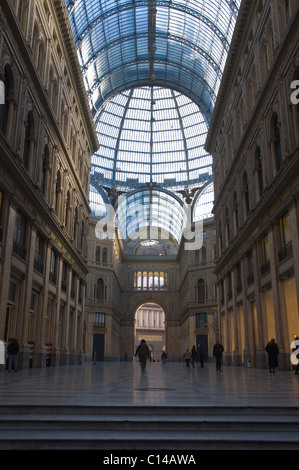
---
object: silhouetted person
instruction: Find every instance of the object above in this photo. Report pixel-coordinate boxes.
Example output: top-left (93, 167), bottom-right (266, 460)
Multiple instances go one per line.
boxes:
top-left (161, 351), bottom-right (167, 364)
top-left (191, 345), bottom-right (197, 368)
top-left (213, 340), bottom-right (224, 371)
top-left (197, 344), bottom-right (204, 368)
top-left (183, 349), bottom-right (191, 367)
top-left (7, 338), bottom-right (19, 372)
top-left (135, 339), bottom-right (150, 372)
top-left (265, 338), bottom-right (279, 373)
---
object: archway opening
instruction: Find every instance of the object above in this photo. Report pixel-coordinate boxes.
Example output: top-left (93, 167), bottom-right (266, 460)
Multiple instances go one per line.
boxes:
top-left (134, 302), bottom-right (166, 362)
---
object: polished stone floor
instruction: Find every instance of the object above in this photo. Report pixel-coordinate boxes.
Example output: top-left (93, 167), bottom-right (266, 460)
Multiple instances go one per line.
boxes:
top-left (0, 359), bottom-right (299, 408)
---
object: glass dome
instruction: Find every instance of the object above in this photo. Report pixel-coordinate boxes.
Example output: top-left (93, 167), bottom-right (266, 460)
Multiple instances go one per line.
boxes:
top-left (91, 86), bottom-right (212, 190)
top-left (66, 0), bottom-right (240, 119)
top-left (66, 0), bottom-right (241, 231)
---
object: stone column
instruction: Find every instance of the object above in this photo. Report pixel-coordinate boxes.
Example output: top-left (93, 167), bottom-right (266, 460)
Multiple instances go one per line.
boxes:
top-left (18, 223), bottom-right (36, 369)
top-left (35, 242), bottom-right (51, 367)
top-left (232, 268), bottom-right (242, 366)
top-left (165, 320), bottom-right (180, 361)
top-left (268, 225), bottom-right (288, 369)
top-left (51, 255), bottom-right (63, 367)
top-left (71, 276), bottom-right (80, 365)
top-left (0, 203), bottom-right (16, 339)
top-left (60, 267), bottom-right (72, 365)
top-left (241, 256), bottom-right (251, 366)
top-left (289, 201), bottom-right (299, 318)
top-left (120, 317), bottom-right (135, 360)
top-left (252, 243), bottom-right (266, 368)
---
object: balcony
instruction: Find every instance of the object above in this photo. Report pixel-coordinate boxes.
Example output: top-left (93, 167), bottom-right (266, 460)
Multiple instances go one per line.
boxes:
top-left (12, 240), bottom-right (27, 260)
top-left (34, 257), bottom-right (44, 274)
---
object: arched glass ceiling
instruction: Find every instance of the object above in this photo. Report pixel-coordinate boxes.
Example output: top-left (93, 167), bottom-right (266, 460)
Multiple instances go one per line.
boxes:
top-left (135, 240), bottom-right (167, 256)
top-left (66, 0), bottom-right (240, 120)
top-left (65, 0), bottom-right (241, 235)
top-left (91, 86), bottom-right (213, 189)
top-left (116, 189), bottom-right (187, 242)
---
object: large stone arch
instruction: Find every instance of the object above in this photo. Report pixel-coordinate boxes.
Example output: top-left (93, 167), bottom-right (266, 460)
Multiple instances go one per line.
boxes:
top-left (134, 301), bottom-right (166, 362)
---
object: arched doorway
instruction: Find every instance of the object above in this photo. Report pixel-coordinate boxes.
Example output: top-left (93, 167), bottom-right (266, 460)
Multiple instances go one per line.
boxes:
top-left (134, 303), bottom-right (166, 362)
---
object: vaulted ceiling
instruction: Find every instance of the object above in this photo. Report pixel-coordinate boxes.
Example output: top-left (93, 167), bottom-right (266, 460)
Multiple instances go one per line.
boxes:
top-left (66, 0), bottom-right (240, 243)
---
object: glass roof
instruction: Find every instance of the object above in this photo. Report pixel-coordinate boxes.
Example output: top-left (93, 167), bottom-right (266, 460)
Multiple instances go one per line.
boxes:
top-left (65, 0), bottom-right (240, 241)
top-left (91, 86), bottom-right (212, 188)
top-left (116, 189), bottom-right (187, 242)
top-left (66, 0), bottom-right (240, 120)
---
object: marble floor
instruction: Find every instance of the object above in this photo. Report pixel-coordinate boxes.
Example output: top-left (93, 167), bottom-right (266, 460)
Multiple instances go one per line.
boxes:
top-left (0, 360), bottom-right (299, 408)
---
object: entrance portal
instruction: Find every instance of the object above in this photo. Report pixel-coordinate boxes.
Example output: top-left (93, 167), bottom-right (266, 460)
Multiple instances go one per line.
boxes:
top-left (135, 303), bottom-right (165, 362)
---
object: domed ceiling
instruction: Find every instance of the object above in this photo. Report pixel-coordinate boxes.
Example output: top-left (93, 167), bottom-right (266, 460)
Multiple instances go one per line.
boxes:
top-left (66, 0), bottom-right (241, 244)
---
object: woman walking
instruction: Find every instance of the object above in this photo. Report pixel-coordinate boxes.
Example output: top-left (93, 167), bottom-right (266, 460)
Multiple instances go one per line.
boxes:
top-left (265, 338), bottom-right (279, 373)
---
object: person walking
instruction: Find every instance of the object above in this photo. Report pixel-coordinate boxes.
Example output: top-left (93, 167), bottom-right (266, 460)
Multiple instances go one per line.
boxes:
top-left (265, 338), bottom-right (279, 373)
top-left (135, 339), bottom-right (150, 372)
top-left (197, 343), bottom-right (204, 368)
top-left (213, 340), bottom-right (224, 371)
top-left (7, 338), bottom-right (19, 372)
top-left (183, 349), bottom-right (191, 367)
top-left (191, 345), bottom-right (197, 368)
top-left (161, 351), bottom-right (167, 364)
top-left (92, 350), bottom-right (97, 365)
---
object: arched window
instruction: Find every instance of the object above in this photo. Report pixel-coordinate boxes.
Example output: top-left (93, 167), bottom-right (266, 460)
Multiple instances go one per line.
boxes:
top-left (74, 206), bottom-right (78, 242)
top-left (197, 279), bottom-right (206, 302)
top-left (272, 112), bottom-right (282, 171)
top-left (95, 246), bottom-right (100, 262)
top-left (0, 64), bottom-right (14, 136)
top-left (225, 207), bottom-right (230, 246)
top-left (218, 221), bottom-right (223, 253)
top-left (243, 171), bottom-right (250, 215)
top-left (65, 190), bottom-right (71, 231)
top-left (81, 220), bottom-right (85, 250)
top-left (55, 170), bottom-right (62, 215)
top-left (37, 38), bottom-right (45, 80)
top-left (256, 145), bottom-right (264, 196)
top-left (233, 191), bottom-right (239, 233)
top-left (41, 144), bottom-right (49, 196)
top-left (96, 278), bottom-right (105, 300)
top-left (102, 247), bottom-right (107, 264)
top-left (23, 111), bottom-right (34, 170)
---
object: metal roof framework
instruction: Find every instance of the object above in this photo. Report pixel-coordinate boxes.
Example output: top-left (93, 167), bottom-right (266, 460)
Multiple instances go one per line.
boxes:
top-left (66, 0), bottom-right (240, 242)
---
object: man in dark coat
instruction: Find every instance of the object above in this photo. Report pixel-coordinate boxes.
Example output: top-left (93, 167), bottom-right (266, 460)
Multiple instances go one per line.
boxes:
top-left (135, 339), bottom-right (150, 372)
top-left (197, 344), bottom-right (205, 368)
top-left (7, 338), bottom-right (19, 372)
top-left (213, 340), bottom-right (224, 371)
top-left (265, 338), bottom-right (279, 373)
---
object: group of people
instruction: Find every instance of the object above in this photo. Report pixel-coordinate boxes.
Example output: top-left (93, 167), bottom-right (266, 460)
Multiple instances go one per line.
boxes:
top-left (181, 338), bottom-right (284, 374)
top-left (183, 340), bottom-right (224, 370)
top-left (183, 344), bottom-right (205, 368)
top-left (135, 339), bottom-right (224, 371)
top-left (3, 337), bottom-right (295, 375)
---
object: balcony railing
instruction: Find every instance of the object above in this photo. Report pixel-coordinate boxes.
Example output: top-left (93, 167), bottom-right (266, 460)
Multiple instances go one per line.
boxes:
top-left (13, 240), bottom-right (26, 259)
top-left (34, 257), bottom-right (44, 274)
